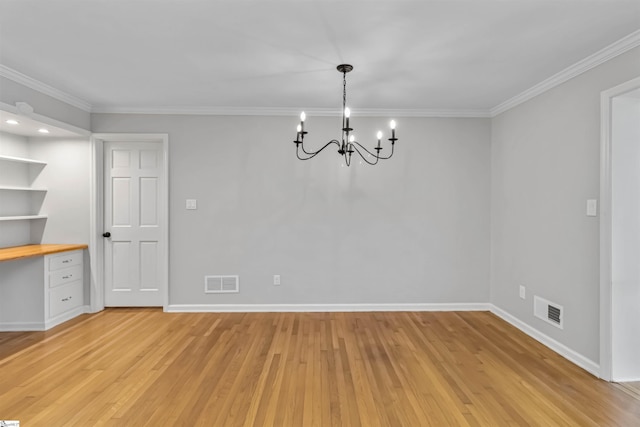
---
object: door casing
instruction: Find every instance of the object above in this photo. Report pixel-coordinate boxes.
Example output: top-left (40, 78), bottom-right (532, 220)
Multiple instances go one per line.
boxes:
top-left (599, 76), bottom-right (640, 381)
top-left (90, 133), bottom-right (169, 312)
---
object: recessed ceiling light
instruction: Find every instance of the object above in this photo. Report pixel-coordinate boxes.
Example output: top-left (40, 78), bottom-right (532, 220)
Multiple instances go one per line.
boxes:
top-left (38, 128), bottom-right (50, 134)
top-left (5, 119), bottom-right (19, 125)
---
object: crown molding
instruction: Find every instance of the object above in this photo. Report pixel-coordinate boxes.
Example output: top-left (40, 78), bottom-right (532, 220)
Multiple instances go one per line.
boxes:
top-left (0, 65), bottom-right (93, 112)
top-left (491, 29), bottom-right (640, 117)
top-left (90, 105), bottom-right (492, 118)
top-left (353, 108), bottom-right (491, 118)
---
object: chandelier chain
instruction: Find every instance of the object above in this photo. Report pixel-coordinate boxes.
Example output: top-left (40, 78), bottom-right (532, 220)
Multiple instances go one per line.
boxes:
top-left (343, 71), bottom-right (347, 112)
top-left (342, 71), bottom-right (347, 138)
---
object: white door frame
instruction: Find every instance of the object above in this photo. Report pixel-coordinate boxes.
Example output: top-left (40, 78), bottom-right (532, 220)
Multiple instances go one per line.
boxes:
top-left (599, 76), bottom-right (640, 381)
top-left (90, 133), bottom-right (169, 312)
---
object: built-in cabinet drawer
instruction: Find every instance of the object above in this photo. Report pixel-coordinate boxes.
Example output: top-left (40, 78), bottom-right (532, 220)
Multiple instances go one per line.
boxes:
top-left (49, 280), bottom-right (83, 318)
top-left (49, 251), bottom-right (82, 271)
top-left (49, 265), bottom-right (82, 288)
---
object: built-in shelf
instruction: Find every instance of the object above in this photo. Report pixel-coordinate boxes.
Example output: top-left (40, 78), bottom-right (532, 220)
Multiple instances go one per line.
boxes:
top-left (0, 185), bottom-right (47, 191)
top-left (0, 154), bottom-right (47, 166)
top-left (0, 215), bottom-right (48, 221)
top-left (0, 153), bottom-right (48, 228)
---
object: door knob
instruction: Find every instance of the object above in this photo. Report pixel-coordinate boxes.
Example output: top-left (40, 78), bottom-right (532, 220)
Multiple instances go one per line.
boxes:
top-left (102, 232), bottom-right (111, 238)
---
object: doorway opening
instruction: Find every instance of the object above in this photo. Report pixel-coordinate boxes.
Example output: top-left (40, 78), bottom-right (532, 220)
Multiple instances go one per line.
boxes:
top-left (600, 77), bottom-right (640, 382)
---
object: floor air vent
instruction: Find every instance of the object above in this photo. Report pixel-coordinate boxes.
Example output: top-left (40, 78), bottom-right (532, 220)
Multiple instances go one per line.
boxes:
top-left (534, 295), bottom-right (563, 329)
top-left (205, 275), bottom-right (239, 293)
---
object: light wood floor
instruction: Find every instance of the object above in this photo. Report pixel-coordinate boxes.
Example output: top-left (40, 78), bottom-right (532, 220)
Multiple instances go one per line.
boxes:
top-left (1, 309), bottom-right (638, 426)
top-left (615, 381), bottom-right (640, 401)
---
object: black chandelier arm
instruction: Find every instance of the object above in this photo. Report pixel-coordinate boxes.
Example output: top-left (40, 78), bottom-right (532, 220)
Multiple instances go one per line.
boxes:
top-left (349, 143), bottom-right (381, 166)
top-left (375, 142), bottom-right (395, 160)
top-left (295, 140), bottom-right (341, 160)
top-left (300, 138), bottom-right (328, 156)
top-left (349, 140), bottom-right (384, 159)
top-left (349, 140), bottom-right (396, 162)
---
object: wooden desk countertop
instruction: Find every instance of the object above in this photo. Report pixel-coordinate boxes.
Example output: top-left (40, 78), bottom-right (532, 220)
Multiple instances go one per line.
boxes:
top-left (0, 244), bottom-right (88, 262)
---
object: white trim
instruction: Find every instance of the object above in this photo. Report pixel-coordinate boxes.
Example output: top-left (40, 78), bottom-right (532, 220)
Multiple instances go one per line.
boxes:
top-left (491, 30), bottom-right (640, 117)
top-left (599, 76), bottom-right (640, 381)
top-left (90, 133), bottom-right (170, 312)
top-left (490, 305), bottom-right (600, 377)
top-left (166, 302), bottom-right (491, 313)
top-left (0, 65), bottom-right (92, 112)
top-left (615, 376), bottom-right (640, 383)
top-left (0, 305), bottom-right (90, 331)
top-left (89, 136), bottom-right (105, 313)
top-left (90, 105), bottom-right (491, 118)
top-left (45, 306), bottom-right (90, 330)
top-left (0, 101), bottom-right (91, 136)
top-left (0, 321), bottom-right (46, 332)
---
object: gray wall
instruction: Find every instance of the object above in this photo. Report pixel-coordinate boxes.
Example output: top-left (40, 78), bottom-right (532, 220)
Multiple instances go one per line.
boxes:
top-left (491, 46), bottom-right (640, 363)
top-left (92, 114), bottom-right (491, 306)
top-left (29, 137), bottom-right (91, 245)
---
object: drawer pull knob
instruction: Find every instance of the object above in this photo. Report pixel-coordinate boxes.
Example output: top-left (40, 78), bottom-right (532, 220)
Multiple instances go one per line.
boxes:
top-left (63, 275), bottom-right (72, 279)
top-left (62, 260), bottom-right (70, 263)
top-left (62, 296), bottom-right (72, 302)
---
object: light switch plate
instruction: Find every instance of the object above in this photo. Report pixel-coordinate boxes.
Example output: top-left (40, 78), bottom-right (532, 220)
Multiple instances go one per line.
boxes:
top-left (586, 199), bottom-right (597, 217)
top-left (186, 199), bottom-right (197, 210)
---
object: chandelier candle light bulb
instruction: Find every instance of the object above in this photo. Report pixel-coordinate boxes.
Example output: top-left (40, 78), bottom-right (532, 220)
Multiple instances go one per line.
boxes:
top-left (344, 107), bottom-right (351, 131)
top-left (292, 64), bottom-right (398, 166)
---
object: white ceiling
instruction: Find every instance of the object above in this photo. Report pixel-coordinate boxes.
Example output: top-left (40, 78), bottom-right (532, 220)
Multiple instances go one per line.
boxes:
top-left (0, 0), bottom-right (638, 114)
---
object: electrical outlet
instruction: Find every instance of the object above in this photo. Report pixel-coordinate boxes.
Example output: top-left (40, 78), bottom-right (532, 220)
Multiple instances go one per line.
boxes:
top-left (273, 275), bottom-right (281, 286)
top-left (519, 285), bottom-right (526, 299)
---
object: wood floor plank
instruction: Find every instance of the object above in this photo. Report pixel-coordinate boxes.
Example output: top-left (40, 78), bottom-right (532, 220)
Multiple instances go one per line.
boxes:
top-left (1, 309), bottom-right (639, 426)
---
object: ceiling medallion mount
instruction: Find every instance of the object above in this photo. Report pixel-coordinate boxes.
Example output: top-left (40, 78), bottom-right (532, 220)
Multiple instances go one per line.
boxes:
top-left (336, 64), bottom-right (353, 74)
top-left (294, 64), bottom-right (397, 166)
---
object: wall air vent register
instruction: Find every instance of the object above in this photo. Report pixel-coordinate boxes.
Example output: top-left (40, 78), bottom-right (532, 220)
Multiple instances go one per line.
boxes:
top-left (204, 275), bottom-right (239, 294)
top-left (534, 295), bottom-right (563, 329)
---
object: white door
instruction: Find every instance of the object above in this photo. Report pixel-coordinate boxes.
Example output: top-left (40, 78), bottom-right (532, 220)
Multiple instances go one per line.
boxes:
top-left (104, 142), bottom-right (165, 306)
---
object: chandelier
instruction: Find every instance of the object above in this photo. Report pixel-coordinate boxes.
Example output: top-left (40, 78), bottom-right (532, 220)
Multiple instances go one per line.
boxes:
top-left (294, 64), bottom-right (397, 166)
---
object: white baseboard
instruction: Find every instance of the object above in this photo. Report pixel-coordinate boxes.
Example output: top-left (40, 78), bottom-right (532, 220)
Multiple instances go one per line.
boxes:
top-left (0, 321), bottom-right (46, 332)
top-left (0, 305), bottom-right (91, 332)
top-left (166, 302), bottom-right (491, 313)
top-left (613, 376), bottom-right (640, 382)
top-left (45, 305), bottom-right (91, 330)
top-left (490, 304), bottom-right (600, 377)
